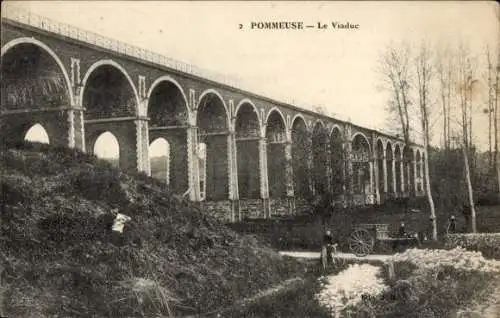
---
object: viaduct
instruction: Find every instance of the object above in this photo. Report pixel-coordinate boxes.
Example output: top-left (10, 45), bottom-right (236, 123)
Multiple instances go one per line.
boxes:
top-left (1, 9), bottom-right (426, 222)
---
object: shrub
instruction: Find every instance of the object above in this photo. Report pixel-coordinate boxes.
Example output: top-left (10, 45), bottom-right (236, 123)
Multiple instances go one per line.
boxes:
top-left (1, 144), bottom-right (308, 317)
top-left (69, 166), bottom-right (128, 206)
top-left (444, 233), bottom-right (500, 260)
top-left (346, 261), bottom-right (496, 318)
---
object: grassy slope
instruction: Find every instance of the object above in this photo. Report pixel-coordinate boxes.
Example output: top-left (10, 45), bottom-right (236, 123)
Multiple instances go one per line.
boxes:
top-left (0, 142), bottom-right (305, 317)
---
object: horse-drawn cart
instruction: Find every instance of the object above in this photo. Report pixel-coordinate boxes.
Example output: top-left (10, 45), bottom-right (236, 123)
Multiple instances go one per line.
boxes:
top-left (348, 223), bottom-right (420, 257)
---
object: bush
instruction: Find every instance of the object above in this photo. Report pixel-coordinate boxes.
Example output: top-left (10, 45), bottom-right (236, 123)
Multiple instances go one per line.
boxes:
top-left (346, 261), bottom-right (495, 318)
top-left (225, 272), bottom-right (331, 318)
top-left (0, 144), bottom-right (308, 317)
top-left (444, 233), bottom-right (500, 259)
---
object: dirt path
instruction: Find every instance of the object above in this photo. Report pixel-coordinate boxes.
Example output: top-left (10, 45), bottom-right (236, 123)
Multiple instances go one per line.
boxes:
top-left (279, 250), bottom-right (393, 263)
top-left (182, 277), bottom-right (305, 317)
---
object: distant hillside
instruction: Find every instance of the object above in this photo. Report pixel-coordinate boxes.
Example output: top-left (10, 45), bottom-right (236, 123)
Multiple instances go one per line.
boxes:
top-left (0, 142), bottom-right (304, 317)
top-left (150, 155), bottom-right (168, 181)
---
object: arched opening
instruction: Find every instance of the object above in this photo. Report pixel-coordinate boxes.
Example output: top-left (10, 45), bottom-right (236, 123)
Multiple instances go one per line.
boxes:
top-left (82, 64), bottom-right (136, 119)
top-left (266, 110), bottom-right (286, 198)
top-left (148, 79), bottom-right (188, 192)
top-left (386, 143), bottom-right (394, 195)
top-left (376, 140), bottom-right (384, 198)
top-left (1, 43), bottom-right (70, 111)
top-left (395, 145), bottom-right (402, 193)
top-left (149, 138), bottom-right (170, 184)
top-left (198, 142), bottom-right (207, 200)
top-left (352, 134), bottom-right (371, 204)
top-left (312, 122), bottom-right (329, 195)
top-left (93, 131), bottom-right (120, 168)
top-left (330, 127), bottom-right (344, 196)
top-left (1, 41), bottom-right (71, 146)
top-left (196, 92), bottom-right (229, 201)
top-left (292, 117), bottom-right (310, 199)
top-left (24, 123), bottom-right (50, 144)
top-left (235, 103), bottom-right (260, 199)
top-left (148, 80), bottom-right (187, 127)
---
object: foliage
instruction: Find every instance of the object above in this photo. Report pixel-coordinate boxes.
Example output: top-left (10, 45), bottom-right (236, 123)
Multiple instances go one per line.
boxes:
top-left (347, 248), bottom-right (499, 317)
top-left (444, 234), bottom-right (500, 260)
top-left (0, 142), bottom-right (306, 317)
top-left (222, 272), bottom-right (332, 318)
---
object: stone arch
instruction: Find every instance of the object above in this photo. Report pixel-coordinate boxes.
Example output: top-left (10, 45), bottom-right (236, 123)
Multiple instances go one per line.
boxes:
top-left (291, 113), bottom-right (310, 132)
top-left (330, 126), bottom-right (344, 196)
top-left (351, 132), bottom-right (372, 153)
top-left (265, 107), bottom-right (286, 132)
top-left (92, 131), bottom-right (120, 168)
top-left (292, 115), bottom-right (311, 198)
top-left (196, 90), bottom-right (230, 201)
top-left (235, 101), bottom-right (261, 199)
top-left (147, 77), bottom-right (189, 193)
top-left (329, 124), bottom-right (342, 138)
top-left (313, 119), bottom-right (326, 130)
top-left (235, 99), bottom-right (261, 124)
top-left (266, 110), bottom-right (287, 198)
top-left (197, 89), bottom-right (230, 128)
top-left (312, 121), bottom-right (329, 195)
top-left (80, 60), bottom-right (140, 118)
top-left (1, 38), bottom-right (75, 147)
top-left (149, 137), bottom-right (171, 184)
top-left (147, 76), bottom-right (189, 126)
top-left (352, 133), bottom-right (371, 200)
top-left (1, 37), bottom-right (74, 107)
top-left (24, 123), bottom-right (50, 144)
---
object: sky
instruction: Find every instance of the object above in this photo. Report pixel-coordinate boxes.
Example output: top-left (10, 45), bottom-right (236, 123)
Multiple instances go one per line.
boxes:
top-left (3, 1), bottom-right (499, 152)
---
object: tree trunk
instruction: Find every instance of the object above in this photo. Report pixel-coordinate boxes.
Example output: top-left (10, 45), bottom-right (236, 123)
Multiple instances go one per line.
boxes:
top-left (495, 64), bottom-right (500, 198)
top-left (423, 135), bottom-right (437, 240)
top-left (462, 146), bottom-right (477, 233)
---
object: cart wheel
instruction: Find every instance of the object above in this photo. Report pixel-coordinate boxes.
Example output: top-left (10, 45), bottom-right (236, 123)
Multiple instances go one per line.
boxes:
top-left (349, 229), bottom-right (375, 257)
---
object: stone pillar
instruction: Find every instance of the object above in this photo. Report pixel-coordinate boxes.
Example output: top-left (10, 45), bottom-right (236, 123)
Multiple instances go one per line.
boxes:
top-left (285, 138), bottom-right (295, 215)
top-left (67, 107), bottom-right (85, 151)
top-left (412, 156), bottom-right (417, 197)
top-left (187, 125), bottom-right (200, 201)
top-left (420, 153), bottom-right (425, 196)
top-left (259, 137), bottom-right (271, 218)
top-left (373, 155), bottom-right (380, 204)
top-left (306, 135), bottom-right (315, 196)
top-left (325, 140), bottom-right (333, 193)
top-left (134, 117), bottom-right (149, 173)
top-left (383, 154), bottom-right (388, 194)
top-left (227, 131), bottom-right (240, 222)
top-left (399, 155), bottom-right (405, 194)
top-left (344, 140), bottom-right (353, 207)
top-left (369, 160), bottom-right (375, 204)
top-left (391, 156), bottom-right (397, 194)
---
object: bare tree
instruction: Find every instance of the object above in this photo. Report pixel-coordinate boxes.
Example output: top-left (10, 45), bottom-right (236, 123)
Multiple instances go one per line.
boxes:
top-left (495, 56), bottom-right (500, 199)
top-left (484, 46), bottom-right (494, 169)
top-left (415, 42), bottom-right (437, 240)
top-left (456, 45), bottom-right (478, 233)
top-left (379, 44), bottom-right (413, 145)
top-left (436, 48), bottom-right (454, 150)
